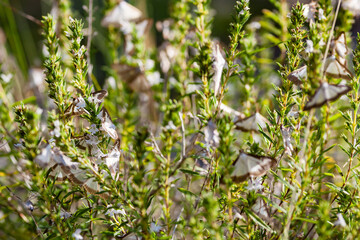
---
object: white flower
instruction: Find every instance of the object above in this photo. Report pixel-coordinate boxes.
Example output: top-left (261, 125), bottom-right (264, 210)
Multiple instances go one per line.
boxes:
top-left (107, 76), bottom-right (116, 89)
top-left (246, 177), bottom-right (264, 191)
top-left (318, 8), bottom-right (326, 20)
top-left (248, 21), bottom-right (261, 30)
top-left (14, 142), bottom-right (24, 149)
top-left (145, 59), bottom-right (155, 71)
top-left (150, 222), bottom-right (162, 233)
top-left (0, 73), bottom-right (12, 83)
top-left (147, 71), bottom-right (162, 86)
top-left (72, 229), bottom-right (83, 240)
top-left (334, 213), bottom-right (346, 227)
top-left (75, 96), bottom-right (86, 109)
top-left (88, 124), bottom-right (99, 135)
top-left (105, 205), bottom-right (126, 217)
top-left (303, 2), bottom-right (316, 23)
top-left (305, 40), bottom-right (314, 53)
top-left (60, 209), bottom-right (72, 219)
top-left (164, 121), bottom-right (177, 131)
top-left (53, 120), bottom-right (61, 138)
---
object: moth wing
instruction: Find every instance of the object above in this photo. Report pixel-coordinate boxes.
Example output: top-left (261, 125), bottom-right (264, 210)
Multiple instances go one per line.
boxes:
top-left (136, 18), bottom-right (153, 37)
top-left (235, 113), bottom-right (269, 132)
top-left (91, 90), bottom-right (108, 103)
top-left (62, 162), bottom-right (89, 185)
top-left (101, 2), bottom-right (142, 27)
top-left (287, 66), bottom-right (307, 85)
top-left (112, 63), bottom-right (151, 92)
top-left (64, 102), bottom-right (76, 117)
top-left (213, 44), bottom-right (226, 96)
top-left (304, 85), bottom-right (328, 110)
top-left (304, 83), bottom-right (351, 110)
top-left (34, 144), bottom-right (52, 168)
top-left (252, 197), bottom-right (270, 220)
top-left (334, 32), bottom-right (348, 58)
top-left (105, 148), bottom-right (120, 179)
top-left (325, 84), bottom-right (351, 102)
top-left (49, 164), bottom-right (66, 181)
top-left (118, 1), bottom-right (142, 22)
top-left (248, 156), bottom-right (275, 177)
top-left (83, 177), bottom-right (100, 194)
top-left (324, 56), bottom-right (352, 80)
top-left (101, 108), bottom-right (118, 140)
top-left (231, 153), bottom-right (251, 182)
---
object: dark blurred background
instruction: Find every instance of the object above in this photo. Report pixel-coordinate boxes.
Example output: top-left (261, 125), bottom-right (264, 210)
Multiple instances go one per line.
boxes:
top-left (0, 0), bottom-right (304, 68)
top-left (0, 0), bottom-right (359, 79)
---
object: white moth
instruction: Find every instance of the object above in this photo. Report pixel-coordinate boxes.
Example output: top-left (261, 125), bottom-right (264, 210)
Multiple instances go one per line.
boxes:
top-left (101, 0), bottom-right (142, 28)
top-left (212, 43), bottom-right (225, 97)
top-left (252, 197), bottom-right (270, 220)
top-left (331, 32), bottom-right (348, 60)
top-left (97, 108), bottom-right (118, 140)
top-left (34, 144), bottom-right (52, 168)
top-left (324, 55), bottom-right (353, 80)
top-left (235, 113), bottom-right (269, 132)
top-left (105, 140), bottom-right (121, 180)
top-left (304, 82), bottom-right (351, 110)
top-left (287, 65), bottom-right (307, 85)
top-left (280, 126), bottom-right (293, 156)
top-left (88, 90), bottom-right (108, 104)
top-left (204, 120), bottom-right (220, 148)
top-left (231, 152), bottom-right (276, 182)
top-left (112, 63), bottom-right (151, 93)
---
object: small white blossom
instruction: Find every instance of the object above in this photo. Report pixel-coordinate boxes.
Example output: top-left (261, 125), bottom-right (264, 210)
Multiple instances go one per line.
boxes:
top-left (88, 124), bottom-right (99, 135)
top-left (318, 8), bottom-right (326, 20)
top-left (248, 21), bottom-right (261, 30)
top-left (246, 177), bottom-right (264, 191)
top-left (107, 76), bottom-right (116, 89)
top-left (72, 229), bottom-right (83, 240)
top-left (60, 209), bottom-right (72, 219)
top-left (334, 213), bottom-right (346, 227)
top-left (64, 31), bottom-right (71, 38)
top-left (164, 121), bottom-right (177, 131)
top-left (150, 222), bottom-right (162, 233)
top-left (147, 71), bottom-right (162, 86)
top-left (75, 96), bottom-right (86, 109)
top-left (14, 143), bottom-right (24, 149)
top-left (105, 205), bottom-right (126, 217)
top-left (53, 120), bottom-right (61, 138)
top-left (319, 38), bottom-right (326, 47)
top-left (305, 40), bottom-right (314, 53)
top-left (0, 73), bottom-right (12, 83)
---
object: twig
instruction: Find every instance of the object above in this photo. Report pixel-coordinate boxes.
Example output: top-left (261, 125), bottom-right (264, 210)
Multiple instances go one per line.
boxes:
top-left (178, 112), bottom-right (186, 159)
top-left (86, 0), bottom-right (93, 83)
top-left (319, 0), bottom-right (342, 83)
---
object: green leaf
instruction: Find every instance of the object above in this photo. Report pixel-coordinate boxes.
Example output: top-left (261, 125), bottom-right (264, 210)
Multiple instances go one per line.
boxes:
top-left (177, 188), bottom-right (196, 197)
top-left (180, 169), bottom-right (201, 176)
top-left (245, 208), bottom-right (274, 232)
